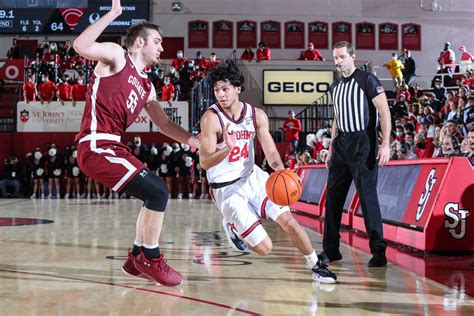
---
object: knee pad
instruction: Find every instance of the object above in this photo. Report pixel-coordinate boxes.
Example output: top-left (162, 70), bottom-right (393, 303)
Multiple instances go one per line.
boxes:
top-left (122, 168), bottom-right (169, 212)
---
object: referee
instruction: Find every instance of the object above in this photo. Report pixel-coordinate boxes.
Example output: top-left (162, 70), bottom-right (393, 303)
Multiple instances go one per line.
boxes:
top-left (319, 41), bottom-right (391, 267)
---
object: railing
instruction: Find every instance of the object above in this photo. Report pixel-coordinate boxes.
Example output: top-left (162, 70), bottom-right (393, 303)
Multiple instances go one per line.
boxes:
top-left (189, 50), bottom-right (237, 133)
top-left (268, 92), bottom-right (334, 144)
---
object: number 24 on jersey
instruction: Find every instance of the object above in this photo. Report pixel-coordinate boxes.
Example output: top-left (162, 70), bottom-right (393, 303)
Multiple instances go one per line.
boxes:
top-left (229, 143), bottom-right (249, 162)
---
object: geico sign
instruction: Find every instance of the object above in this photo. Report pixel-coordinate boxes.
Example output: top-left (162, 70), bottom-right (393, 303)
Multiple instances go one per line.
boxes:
top-left (263, 70), bottom-right (333, 105)
top-left (267, 82), bottom-right (330, 93)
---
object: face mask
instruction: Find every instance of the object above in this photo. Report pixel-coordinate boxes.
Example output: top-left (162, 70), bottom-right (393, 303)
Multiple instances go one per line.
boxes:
top-left (134, 139), bottom-right (141, 145)
top-left (34, 151), bottom-right (42, 160)
top-left (78, 80), bottom-right (83, 84)
top-left (181, 144), bottom-right (190, 151)
top-left (177, 53), bottom-right (183, 58)
top-left (185, 156), bottom-right (193, 167)
top-left (150, 147), bottom-right (158, 155)
top-left (188, 63), bottom-right (194, 69)
top-left (48, 148), bottom-right (57, 157)
top-left (173, 147), bottom-right (180, 153)
top-left (400, 147), bottom-right (407, 154)
top-left (396, 131), bottom-right (403, 137)
top-left (416, 142), bottom-right (425, 149)
top-left (72, 150), bottom-right (77, 159)
top-left (169, 67), bottom-right (176, 74)
top-left (322, 138), bottom-right (331, 149)
top-left (164, 146), bottom-right (172, 156)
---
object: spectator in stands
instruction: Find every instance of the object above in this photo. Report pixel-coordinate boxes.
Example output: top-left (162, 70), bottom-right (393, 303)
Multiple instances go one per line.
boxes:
top-left (7, 39), bottom-right (19, 59)
top-left (167, 66), bottom-right (181, 101)
top-left (206, 52), bottom-right (220, 72)
top-left (57, 74), bottom-right (72, 105)
top-left (46, 144), bottom-right (63, 198)
top-left (405, 131), bottom-right (415, 152)
top-left (402, 49), bottom-right (416, 86)
top-left (30, 147), bottom-right (46, 198)
top-left (461, 70), bottom-right (474, 88)
top-left (445, 119), bottom-right (464, 144)
top-left (177, 144), bottom-right (193, 199)
top-left (397, 141), bottom-right (417, 160)
top-left (71, 75), bottom-right (87, 106)
top-left (65, 146), bottom-right (81, 199)
top-left (256, 42), bottom-right (271, 62)
top-left (158, 144), bottom-right (174, 198)
top-left (60, 40), bottom-right (75, 58)
top-left (414, 133), bottom-right (435, 158)
top-left (446, 102), bottom-right (460, 122)
top-left (439, 135), bottom-right (460, 157)
top-left (302, 42), bottom-right (325, 61)
top-left (240, 47), bottom-right (254, 62)
top-left (282, 110), bottom-right (302, 156)
top-left (194, 51), bottom-right (207, 71)
top-left (409, 82), bottom-right (423, 102)
top-left (459, 45), bottom-right (473, 74)
top-left (37, 73), bottom-right (56, 105)
top-left (383, 52), bottom-right (405, 90)
top-left (146, 144), bottom-right (160, 173)
top-left (438, 41), bottom-right (456, 78)
top-left (461, 96), bottom-right (474, 134)
top-left (172, 50), bottom-right (188, 72)
top-left (396, 84), bottom-right (411, 102)
top-left (188, 59), bottom-right (205, 83)
top-left (467, 127), bottom-right (474, 153)
top-left (160, 76), bottom-right (175, 103)
top-left (0, 155), bottom-right (21, 198)
top-left (131, 136), bottom-right (148, 164)
top-left (23, 74), bottom-right (37, 103)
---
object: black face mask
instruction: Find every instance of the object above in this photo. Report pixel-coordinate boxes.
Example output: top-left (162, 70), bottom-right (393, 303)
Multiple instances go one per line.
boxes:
top-left (416, 142), bottom-right (426, 149)
top-left (400, 147), bottom-right (407, 154)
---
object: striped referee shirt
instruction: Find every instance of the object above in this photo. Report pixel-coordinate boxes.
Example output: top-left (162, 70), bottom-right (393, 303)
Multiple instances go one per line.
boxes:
top-left (330, 69), bottom-right (385, 133)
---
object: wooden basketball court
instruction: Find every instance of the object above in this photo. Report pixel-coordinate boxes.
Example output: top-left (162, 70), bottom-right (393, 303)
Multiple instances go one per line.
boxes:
top-left (0, 198), bottom-right (472, 315)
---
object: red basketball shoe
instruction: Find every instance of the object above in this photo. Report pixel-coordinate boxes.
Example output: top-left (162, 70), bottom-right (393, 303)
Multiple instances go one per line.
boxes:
top-left (122, 252), bottom-right (153, 280)
top-left (134, 252), bottom-right (184, 286)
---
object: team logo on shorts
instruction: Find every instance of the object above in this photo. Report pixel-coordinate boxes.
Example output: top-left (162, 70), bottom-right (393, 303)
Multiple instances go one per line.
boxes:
top-left (139, 169), bottom-right (148, 178)
top-left (20, 109), bottom-right (29, 123)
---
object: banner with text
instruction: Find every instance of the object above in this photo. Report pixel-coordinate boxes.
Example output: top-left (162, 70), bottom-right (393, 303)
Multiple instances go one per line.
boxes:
top-left (263, 70), bottom-right (333, 105)
top-left (17, 101), bottom-right (189, 132)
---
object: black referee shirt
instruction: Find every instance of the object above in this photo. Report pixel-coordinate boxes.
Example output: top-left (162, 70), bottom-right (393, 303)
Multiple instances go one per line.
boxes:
top-left (330, 69), bottom-right (385, 133)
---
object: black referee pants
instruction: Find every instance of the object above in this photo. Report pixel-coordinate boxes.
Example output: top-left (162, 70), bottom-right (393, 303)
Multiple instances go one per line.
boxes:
top-left (323, 131), bottom-right (387, 255)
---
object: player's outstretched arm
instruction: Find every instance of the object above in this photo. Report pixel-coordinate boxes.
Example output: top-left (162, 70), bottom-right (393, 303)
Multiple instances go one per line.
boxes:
top-left (198, 111), bottom-right (232, 171)
top-left (73, 0), bottom-right (124, 64)
top-left (255, 108), bottom-right (284, 171)
top-left (145, 88), bottom-right (200, 148)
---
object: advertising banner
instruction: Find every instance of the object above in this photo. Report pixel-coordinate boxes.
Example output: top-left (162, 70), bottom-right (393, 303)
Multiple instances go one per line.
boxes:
top-left (263, 70), bottom-right (333, 105)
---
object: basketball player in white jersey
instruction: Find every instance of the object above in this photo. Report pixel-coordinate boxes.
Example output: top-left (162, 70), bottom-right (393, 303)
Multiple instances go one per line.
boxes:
top-left (199, 60), bottom-right (336, 283)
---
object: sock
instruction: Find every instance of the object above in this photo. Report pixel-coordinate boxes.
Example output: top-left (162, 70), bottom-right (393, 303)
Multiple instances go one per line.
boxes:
top-left (142, 244), bottom-right (160, 260)
top-left (304, 250), bottom-right (318, 269)
top-left (131, 241), bottom-right (142, 256)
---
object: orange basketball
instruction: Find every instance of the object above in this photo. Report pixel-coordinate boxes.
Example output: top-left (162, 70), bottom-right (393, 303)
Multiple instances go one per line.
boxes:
top-left (265, 169), bottom-right (303, 206)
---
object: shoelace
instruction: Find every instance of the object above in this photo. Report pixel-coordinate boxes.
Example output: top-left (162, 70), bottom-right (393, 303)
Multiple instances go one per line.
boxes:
top-left (157, 256), bottom-right (173, 274)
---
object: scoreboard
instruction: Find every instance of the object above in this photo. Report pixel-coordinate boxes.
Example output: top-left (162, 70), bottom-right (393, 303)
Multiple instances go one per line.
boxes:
top-left (0, 0), bottom-right (149, 34)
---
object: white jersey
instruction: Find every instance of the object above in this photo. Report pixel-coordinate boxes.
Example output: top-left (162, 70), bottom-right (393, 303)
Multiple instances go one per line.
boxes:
top-left (206, 102), bottom-right (257, 184)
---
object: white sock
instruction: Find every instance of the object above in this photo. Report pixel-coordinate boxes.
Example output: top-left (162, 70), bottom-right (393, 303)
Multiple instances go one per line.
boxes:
top-left (134, 241), bottom-right (143, 247)
top-left (304, 250), bottom-right (318, 269)
top-left (143, 243), bottom-right (159, 249)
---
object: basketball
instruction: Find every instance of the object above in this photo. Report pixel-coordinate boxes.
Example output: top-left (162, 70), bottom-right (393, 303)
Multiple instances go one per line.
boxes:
top-left (265, 169), bottom-right (303, 206)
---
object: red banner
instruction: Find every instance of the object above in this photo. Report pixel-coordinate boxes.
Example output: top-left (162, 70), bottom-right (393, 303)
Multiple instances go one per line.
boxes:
top-left (213, 20), bottom-right (233, 48)
top-left (332, 21), bottom-right (352, 47)
top-left (0, 59), bottom-right (25, 82)
top-left (284, 21), bottom-right (304, 49)
top-left (379, 22), bottom-right (398, 50)
top-left (237, 20), bottom-right (256, 48)
top-left (260, 20), bottom-right (281, 48)
top-left (355, 22), bottom-right (375, 50)
top-left (308, 21), bottom-right (328, 49)
top-left (188, 20), bottom-right (209, 48)
top-left (402, 23), bottom-right (421, 51)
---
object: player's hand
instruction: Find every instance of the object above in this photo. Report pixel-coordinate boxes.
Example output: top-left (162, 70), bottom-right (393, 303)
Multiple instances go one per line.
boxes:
top-left (325, 150), bottom-right (332, 169)
top-left (377, 144), bottom-right (391, 167)
top-left (188, 136), bottom-right (200, 150)
top-left (224, 123), bottom-right (237, 150)
top-left (111, 0), bottom-right (123, 16)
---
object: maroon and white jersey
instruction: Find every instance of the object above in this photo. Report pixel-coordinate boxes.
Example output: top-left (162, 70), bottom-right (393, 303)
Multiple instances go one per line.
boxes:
top-left (75, 51), bottom-right (152, 142)
top-left (206, 102), bottom-right (257, 184)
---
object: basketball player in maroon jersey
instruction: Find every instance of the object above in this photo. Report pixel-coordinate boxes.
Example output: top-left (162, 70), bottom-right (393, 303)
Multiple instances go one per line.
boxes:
top-left (73, 0), bottom-right (199, 286)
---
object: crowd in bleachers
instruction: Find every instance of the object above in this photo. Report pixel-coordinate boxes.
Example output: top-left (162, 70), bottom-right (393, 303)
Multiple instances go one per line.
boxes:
top-left (0, 136), bottom-right (209, 200)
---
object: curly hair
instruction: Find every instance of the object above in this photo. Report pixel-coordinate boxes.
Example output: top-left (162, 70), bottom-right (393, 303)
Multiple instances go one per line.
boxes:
top-left (207, 59), bottom-right (245, 91)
